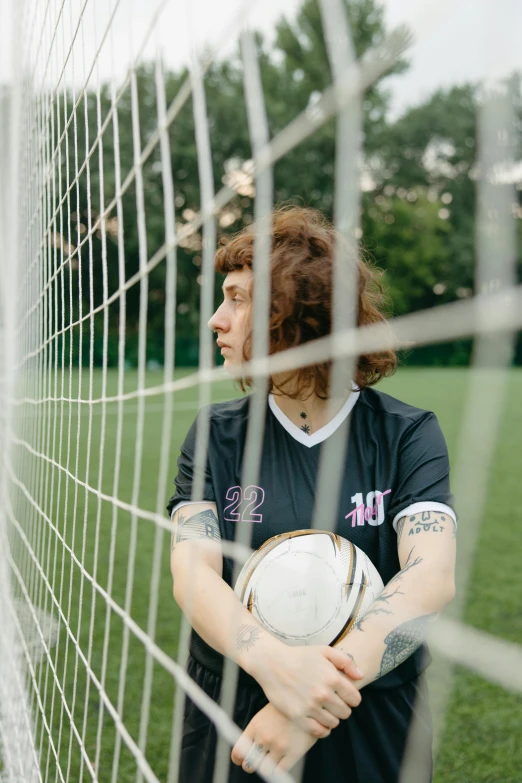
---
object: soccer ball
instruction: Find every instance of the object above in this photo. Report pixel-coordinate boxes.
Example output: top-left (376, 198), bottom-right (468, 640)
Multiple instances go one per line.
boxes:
top-left (234, 530), bottom-right (384, 646)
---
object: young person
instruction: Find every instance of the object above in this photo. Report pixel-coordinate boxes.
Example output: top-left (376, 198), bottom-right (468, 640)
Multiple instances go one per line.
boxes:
top-left (168, 207), bottom-right (456, 782)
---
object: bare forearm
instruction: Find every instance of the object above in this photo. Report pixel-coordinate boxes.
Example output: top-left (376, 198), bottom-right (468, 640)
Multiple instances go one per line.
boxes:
top-left (173, 555), bottom-right (281, 676)
top-left (170, 504), bottom-right (282, 677)
top-left (335, 549), bottom-right (454, 687)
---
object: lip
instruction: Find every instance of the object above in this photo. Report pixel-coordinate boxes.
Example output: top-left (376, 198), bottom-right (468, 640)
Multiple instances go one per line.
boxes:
top-left (217, 341), bottom-right (231, 349)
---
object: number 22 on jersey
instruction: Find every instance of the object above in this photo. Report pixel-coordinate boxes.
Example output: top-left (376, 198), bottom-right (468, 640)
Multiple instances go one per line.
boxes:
top-left (224, 485), bottom-right (265, 523)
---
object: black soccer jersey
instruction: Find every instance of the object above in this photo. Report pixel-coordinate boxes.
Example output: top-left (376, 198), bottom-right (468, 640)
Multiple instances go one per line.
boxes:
top-left (167, 386), bottom-right (456, 689)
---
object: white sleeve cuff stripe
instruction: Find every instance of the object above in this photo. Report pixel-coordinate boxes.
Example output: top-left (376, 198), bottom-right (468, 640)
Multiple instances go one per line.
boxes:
top-left (169, 500), bottom-right (208, 520)
top-left (392, 502), bottom-right (457, 533)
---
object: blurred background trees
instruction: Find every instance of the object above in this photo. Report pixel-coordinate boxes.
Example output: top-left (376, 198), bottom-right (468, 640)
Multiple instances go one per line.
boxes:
top-left (58, 0), bottom-right (522, 369)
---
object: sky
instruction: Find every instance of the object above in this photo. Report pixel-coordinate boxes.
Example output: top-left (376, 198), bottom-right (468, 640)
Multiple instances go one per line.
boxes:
top-left (0, 0), bottom-right (521, 119)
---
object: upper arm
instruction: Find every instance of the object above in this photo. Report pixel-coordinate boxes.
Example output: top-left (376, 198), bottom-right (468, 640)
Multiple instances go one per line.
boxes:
top-left (387, 412), bottom-right (456, 592)
top-left (396, 510), bottom-right (456, 600)
top-left (166, 410), bottom-right (216, 519)
top-left (170, 502), bottom-right (223, 579)
top-left (167, 411), bottom-right (220, 578)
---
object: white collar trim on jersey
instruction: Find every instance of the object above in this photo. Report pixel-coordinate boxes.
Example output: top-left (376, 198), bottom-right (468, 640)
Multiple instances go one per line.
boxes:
top-left (268, 384), bottom-right (360, 448)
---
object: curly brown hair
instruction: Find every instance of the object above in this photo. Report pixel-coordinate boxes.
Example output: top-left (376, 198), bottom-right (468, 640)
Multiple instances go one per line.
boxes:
top-left (214, 206), bottom-right (397, 398)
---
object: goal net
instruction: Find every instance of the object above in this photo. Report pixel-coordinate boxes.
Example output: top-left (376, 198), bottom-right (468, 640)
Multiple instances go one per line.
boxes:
top-left (0, 0), bottom-right (520, 782)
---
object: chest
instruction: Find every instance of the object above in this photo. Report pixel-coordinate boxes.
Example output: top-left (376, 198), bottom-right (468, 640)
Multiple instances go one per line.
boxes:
top-left (211, 426), bottom-right (396, 556)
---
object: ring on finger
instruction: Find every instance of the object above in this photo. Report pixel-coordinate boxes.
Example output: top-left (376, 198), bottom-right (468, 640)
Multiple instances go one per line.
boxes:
top-left (243, 743), bottom-right (266, 771)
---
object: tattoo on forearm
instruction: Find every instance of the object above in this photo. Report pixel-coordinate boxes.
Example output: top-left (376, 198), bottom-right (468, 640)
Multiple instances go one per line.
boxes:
top-left (394, 546), bottom-right (423, 580)
top-left (379, 613), bottom-right (437, 677)
top-left (353, 599), bottom-right (393, 632)
top-left (398, 511), bottom-right (456, 541)
top-left (237, 623), bottom-right (261, 653)
top-left (353, 582), bottom-right (404, 631)
top-left (352, 550), bottom-right (419, 633)
top-left (172, 509), bottom-right (221, 550)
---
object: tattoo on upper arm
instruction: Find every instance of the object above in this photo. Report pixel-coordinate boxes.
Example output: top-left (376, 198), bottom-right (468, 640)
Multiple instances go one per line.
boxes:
top-left (171, 509), bottom-right (221, 552)
top-left (379, 613), bottom-right (437, 677)
top-left (397, 511), bottom-right (456, 541)
top-left (236, 623), bottom-right (261, 653)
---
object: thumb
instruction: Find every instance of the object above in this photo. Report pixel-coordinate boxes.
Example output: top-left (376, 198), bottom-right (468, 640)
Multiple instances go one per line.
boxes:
top-left (323, 647), bottom-right (364, 679)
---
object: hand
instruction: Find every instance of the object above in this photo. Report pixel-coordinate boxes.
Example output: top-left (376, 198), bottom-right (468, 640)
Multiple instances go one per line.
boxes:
top-left (231, 703), bottom-right (318, 777)
top-left (249, 643), bottom-right (363, 735)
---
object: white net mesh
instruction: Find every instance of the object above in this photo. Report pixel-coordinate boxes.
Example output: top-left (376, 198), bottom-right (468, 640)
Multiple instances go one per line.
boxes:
top-left (0, 0), bottom-right (520, 782)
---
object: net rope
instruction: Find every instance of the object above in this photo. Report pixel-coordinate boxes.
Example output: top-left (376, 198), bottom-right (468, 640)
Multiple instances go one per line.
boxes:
top-left (0, 0), bottom-right (520, 782)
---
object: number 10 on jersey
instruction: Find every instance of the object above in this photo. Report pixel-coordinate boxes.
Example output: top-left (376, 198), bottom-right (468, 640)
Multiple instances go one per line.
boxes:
top-left (346, 489), bottom-right (391, 527)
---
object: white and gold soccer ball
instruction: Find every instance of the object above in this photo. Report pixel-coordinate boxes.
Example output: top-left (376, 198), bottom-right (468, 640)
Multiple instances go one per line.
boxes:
top-left (234, 530), bottom-right (384, 646)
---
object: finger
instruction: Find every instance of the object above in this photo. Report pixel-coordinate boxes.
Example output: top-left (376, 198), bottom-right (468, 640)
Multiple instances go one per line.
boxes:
top-left (243, 742), bottom-right (267, 774)
top-left (231, 733), bottom-right (253, 766)
top-left (275, 756), bottom-right (290, 774)
top-left (331, 677), bottom-right (362, 709)
top-left (276, 753), bottom-right (304, 775)
top-left (323, 647), bottom-right (364, 679)
top-left (299, 716), bottom-right (332, 739)
top-left (321, 695), bottom-right (352, 721)
top-left (309, 707), bottom-right (339, 730)
top-left (258, 750), bottom-right (284, 779)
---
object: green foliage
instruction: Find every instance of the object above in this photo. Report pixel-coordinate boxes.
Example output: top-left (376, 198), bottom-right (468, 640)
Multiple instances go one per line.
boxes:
top-left (363, 191), bottom-right (452, 314)
top-left (375, 85), bottom-right (478, 302)
top-left (53, 0), bottom-right (521, 369)
top-left (260, 0), bottom-right (407, 211)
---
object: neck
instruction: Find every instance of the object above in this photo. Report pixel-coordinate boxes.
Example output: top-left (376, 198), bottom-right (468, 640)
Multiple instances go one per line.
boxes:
top-left (270, 388), bottom-right (351, 436)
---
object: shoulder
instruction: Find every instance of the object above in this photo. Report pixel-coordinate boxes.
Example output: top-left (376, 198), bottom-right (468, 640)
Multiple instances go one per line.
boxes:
top-left (183, 396), bottom-right (250, 437)
top-left (356, 387), bottom-right (436, 432)
top-left (181, 397), bottom-right (250, 453)
top-left (206, 396), bottom-right (251, 421)
top-left (197, 396), bottom-right (251, 435)
top-left (356, 387), bottom-right (450, 466)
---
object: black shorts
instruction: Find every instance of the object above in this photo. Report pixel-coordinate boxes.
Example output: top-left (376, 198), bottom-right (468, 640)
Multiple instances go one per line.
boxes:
top-left (179, 656), bottom-right (433, 783)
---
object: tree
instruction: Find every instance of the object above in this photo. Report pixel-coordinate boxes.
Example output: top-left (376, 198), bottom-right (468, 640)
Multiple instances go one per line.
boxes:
top-left (54, 0), bottom-right (521, 368)
top-left (374, 85), bottom-right (478, 306)
top-left (258, 0), bottom-right (408, 211)
top-left (59, 0), bottom-right (408, 367)
top-left (375, 81), bottom-right (522, 305)
top-left (362, 191), bottom-right (452, 315)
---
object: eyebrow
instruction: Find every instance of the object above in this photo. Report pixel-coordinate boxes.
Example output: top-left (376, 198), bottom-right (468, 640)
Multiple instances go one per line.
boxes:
top-left (221, 283), bottom-right (249, 295)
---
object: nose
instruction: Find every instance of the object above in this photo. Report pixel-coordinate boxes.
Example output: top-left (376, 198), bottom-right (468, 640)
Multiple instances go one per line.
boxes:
top-left (208, 301), bottom-right (229, 335)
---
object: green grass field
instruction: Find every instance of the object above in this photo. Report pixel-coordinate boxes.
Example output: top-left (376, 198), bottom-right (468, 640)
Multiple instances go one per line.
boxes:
top-left (9, 367), bottom-right (522, 782)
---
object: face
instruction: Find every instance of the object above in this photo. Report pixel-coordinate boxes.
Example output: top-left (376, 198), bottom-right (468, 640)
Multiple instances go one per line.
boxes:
top-left (208, 267), bottom-right (253, 368)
